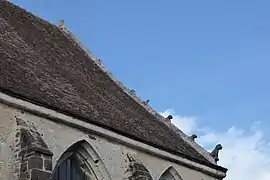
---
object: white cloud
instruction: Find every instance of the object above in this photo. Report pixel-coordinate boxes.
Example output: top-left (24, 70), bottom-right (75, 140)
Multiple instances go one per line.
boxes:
top-left (161, 109), bottom-right (197, 134)
top-left (161, 109), bottom-right (270, 180)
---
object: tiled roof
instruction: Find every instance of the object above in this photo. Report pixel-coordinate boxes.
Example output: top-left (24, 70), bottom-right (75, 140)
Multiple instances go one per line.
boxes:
top-left (0, 1), bottom-right (226, 172)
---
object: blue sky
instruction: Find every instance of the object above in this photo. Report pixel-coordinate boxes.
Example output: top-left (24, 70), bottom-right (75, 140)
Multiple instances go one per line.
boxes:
top-left (14, 0), bottom-right (270, 131)
top-left (12, 0), bottom-right (270, 179)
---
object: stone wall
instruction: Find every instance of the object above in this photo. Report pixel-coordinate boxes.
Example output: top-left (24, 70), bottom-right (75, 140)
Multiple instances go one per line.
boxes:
top-left (0, 102), bottom-right (223, 180)
top-left (15, 117), bottom-right (52, 180)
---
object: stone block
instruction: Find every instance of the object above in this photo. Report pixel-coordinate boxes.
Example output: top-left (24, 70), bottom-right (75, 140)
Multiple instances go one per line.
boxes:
top-left (28, 156), bottom-right (43, 169)
top-left (31, 169), bottom-right (51, 180)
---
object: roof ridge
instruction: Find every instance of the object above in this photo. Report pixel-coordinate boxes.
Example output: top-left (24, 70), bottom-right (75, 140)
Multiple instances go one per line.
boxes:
top-left (57, 23), bottom-right (217, 165)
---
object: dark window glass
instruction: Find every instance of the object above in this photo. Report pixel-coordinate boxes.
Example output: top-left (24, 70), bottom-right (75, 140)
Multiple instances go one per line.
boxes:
top-left (52, 154), bottom-right (88, 180)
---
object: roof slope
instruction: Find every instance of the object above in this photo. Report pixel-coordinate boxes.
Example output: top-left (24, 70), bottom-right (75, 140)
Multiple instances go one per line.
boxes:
top-left (0, 1), bottom-right (225, 172)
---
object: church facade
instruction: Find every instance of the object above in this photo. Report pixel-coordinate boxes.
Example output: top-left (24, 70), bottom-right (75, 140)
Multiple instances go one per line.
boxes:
top-left (0, 1), bottom-right (227, 179)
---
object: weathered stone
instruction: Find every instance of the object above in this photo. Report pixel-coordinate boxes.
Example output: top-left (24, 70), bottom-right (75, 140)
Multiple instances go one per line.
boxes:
top-left (31, 169), bottom-right (51, 180)
top-left (20, 162), bottom-right (27, 172)
top-left (22, 156), bottom-right (28, 162)
top-left (25, 151), bottom-right (41, 158)
top-left (16, 142), bottom-right (20, 147)
top-left (28, 156), bottom-right (43, 169)
top-left (88, 134), bottom-right (96, 140)
top-left (126, 154), bottom-right (153, 180)
top-left (16, 118), bottom-right (28, 127)
top-left (43, 154), bottom-right (52, 161)
top-left (18, 178), bottom-right (28, 180)
top-left (16, 119), bottom-right (53, 164)
top-left (94, 159), bottom-right (99, 164)
top-left (20, 128), bottom-right (34, 149)
top-left (19, 171), bottom-right (30, 179)
top-left (36, 135), bottom-right (48, 149)
top-left (210, 144), bottom-right (223, 162)
top-left (44, 160), bottom-right (52, 171)
top-left (19, 146), bottom-right (53, 157)
top-left (15, 132), bottom-right (20, 138)
top-left (11, 162), bottom-right (20, 173)
top-left (0, 99), bottom-right (227, 180)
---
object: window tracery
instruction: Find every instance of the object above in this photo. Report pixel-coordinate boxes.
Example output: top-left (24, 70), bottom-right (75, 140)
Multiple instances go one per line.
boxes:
top-left (159, 166), bottom-right (183, 180)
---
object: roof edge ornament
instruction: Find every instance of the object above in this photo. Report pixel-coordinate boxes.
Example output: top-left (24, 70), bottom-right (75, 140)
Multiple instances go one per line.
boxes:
top-left (163, 122), bottom-right (218, 164)
top-left (130, 89), bottom-right (136, 94)
top-left (58, 20), bottom-right (65, 28)
top-left (142, 100), bottom-right (150, 105)
top-left (166, 115), bottom-right (173, 122)
top-left (188, 134), bottom-right (198, 141)
top-left (210, 144), bottom-right (223, 163)
top-left (57, 20), bottom-right (93, 55)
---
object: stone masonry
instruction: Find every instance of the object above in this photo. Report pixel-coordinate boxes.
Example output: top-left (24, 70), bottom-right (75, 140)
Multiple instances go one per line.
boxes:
top-left (126, 153), bottom-right (153, 180)
top-left (14, 117), bottom-right (53, 180)
top-left (0, 96), bottom-right (227, 180)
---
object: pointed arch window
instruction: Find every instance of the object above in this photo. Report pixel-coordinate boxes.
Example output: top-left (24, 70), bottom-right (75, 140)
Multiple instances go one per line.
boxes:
top-left (159, 166), bottom-right (183, 180)
top-left (52, 151), bottom-right (97, 180)
top-left (52, 140), bottom-right (111, 180)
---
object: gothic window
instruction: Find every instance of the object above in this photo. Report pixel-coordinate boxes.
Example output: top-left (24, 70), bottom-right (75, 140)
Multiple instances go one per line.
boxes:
top-left (159, 166), bottom-right (183, 180)
top-left (52, 152), bottom-right (98, 180)
top-left (51, 140), bottom-right (111, 180)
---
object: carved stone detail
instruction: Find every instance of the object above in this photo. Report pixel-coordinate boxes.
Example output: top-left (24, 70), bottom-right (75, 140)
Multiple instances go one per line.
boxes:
top-left (166, 115), bottom-right (173, 122)
top-left (125, 153), bottom-right (153, 180)
top-left (189, 134), bottom-right (198, 141)
top-left (14, 117), bottom-right (53, 180)
top-left (210, 144), bottom-right (223, 162)
top-left (142, 100), bottom-right (150, 105)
